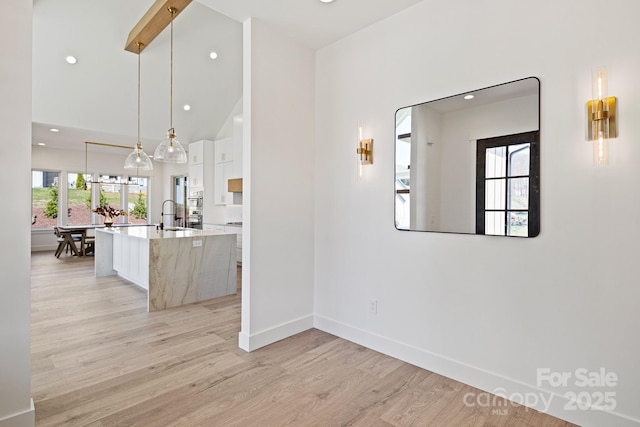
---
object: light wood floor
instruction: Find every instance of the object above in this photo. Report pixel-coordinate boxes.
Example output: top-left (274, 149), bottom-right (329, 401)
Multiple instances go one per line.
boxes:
top-left (31, 252), bottom-right (578, 427)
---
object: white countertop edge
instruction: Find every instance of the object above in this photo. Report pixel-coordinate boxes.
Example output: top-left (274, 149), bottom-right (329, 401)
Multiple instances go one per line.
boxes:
top-left (96, 225), bottom-right (235, 240)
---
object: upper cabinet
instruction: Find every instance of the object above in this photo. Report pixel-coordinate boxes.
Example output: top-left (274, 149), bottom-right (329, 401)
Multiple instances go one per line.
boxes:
top-left (214, 137), bottom-right (233, 205)
top-left (189, 164), bottom-right (204, 188)
top-left (214, 161), bottom-right (233, 205)
top-left (188, 139), bottom-right (214, 190)
top-left (189, 140), bottom-right (205, 165)
top-left (214, 114), bottom-right (243, 205)
top-left (215, 139), bottom-right (233, 163)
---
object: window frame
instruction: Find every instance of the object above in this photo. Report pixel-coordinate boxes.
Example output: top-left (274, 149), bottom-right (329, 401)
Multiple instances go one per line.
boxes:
top-left (66, 171), bottom-right (93, 226)
top-left (475, 130), bottom-right (540, 237)
top-left (31, 169), bottom-right (62, 230)
top-left (31, 169), bottom-right (152, 229)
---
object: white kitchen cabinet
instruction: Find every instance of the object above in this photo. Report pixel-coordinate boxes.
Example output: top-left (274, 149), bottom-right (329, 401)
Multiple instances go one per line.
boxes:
top-left (189, 163), bottom-right (204, 188)
top-left (189, 140), bottom-right (204, 165)
top-left (188, 140), bottom-right (214, 222)
top-left (214, 135), bottom-right (242, 206)
top-left (214, 138), bottom-right (233, 163)
top-left (111, 233), bottom-right (149, 289)
top-left (214, 161), bottom-right (233, 205)
top-left (203, 224), bottom-right (226, 232)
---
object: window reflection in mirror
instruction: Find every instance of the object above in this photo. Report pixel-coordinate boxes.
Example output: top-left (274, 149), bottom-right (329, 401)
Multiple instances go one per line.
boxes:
top-left (394, 77), bottom-right (540, 237)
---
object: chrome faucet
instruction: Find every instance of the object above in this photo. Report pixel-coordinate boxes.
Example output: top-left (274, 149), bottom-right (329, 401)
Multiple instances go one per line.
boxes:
top-left (159, 199), bottom-right (180, 230)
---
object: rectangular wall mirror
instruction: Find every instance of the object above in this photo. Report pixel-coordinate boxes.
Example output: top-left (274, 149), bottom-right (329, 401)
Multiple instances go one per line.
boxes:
top-left (395, 77), bottom-right (540, 237)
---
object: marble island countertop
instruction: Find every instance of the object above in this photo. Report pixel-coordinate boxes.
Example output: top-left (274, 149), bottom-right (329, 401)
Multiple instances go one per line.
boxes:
top-left (95, 225), bottom-right (237, 311)
top-left (96, 226), bottom-right (234, 240)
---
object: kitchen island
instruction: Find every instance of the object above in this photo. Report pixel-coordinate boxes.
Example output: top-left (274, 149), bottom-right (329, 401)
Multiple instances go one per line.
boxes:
top-left (95, 226), bottom-right (236, 311)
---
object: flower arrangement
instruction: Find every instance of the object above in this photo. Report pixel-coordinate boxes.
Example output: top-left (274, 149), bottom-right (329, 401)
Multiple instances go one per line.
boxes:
top-left (93, 204), bottom-right (127, 226)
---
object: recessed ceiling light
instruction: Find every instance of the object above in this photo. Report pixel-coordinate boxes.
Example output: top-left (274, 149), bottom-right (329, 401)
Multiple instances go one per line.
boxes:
top-left (209, 51), bottom-right (218, 60)
top-left (320, 0), bottom-right (335, 3)
top-left (183, 104), bottom-right (191, 111)
top-left (65, 56), bottom-right (77, 64)
top-left (37, 142), bottom-right (46, 146)
top-left (49, 128), bottom-right (59, 132)
top-left (464, 94), bottom-right (474, 100)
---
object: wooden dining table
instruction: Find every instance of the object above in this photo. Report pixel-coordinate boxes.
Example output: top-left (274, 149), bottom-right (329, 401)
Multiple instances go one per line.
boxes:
top-left (58, 224), bottom-right (103, 256)
top-left (58, 224), bottom-right (155, 256)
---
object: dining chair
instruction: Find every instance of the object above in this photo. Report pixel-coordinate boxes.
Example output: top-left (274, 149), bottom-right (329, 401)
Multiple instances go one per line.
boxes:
top-left (84, 234), bottom-right (95, 256)
top-left (53, 227), bottom-right (66, 258)
top-left (53, 227), bottom-right (82, 258)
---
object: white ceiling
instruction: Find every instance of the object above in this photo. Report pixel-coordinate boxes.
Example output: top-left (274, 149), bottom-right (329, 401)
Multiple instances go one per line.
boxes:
top-left (32, 0), bottom-right (423, 154)
top-left (196, 0), bottom-right (424, 50)
top-left (32, 0), bottom-right (243, 154)
top-left (415, 77), bottom-right (540, 114)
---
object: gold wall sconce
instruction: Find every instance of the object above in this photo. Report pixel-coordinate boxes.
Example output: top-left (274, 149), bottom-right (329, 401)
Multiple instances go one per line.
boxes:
top-left (357, 121), bottom-right (373, 177)
top-left (586, 67), bottom-right (617, 166)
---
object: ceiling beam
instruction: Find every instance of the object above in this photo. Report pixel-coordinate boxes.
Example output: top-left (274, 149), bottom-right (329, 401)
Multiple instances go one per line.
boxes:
top-left (124, 0), bottom-right (192, 54)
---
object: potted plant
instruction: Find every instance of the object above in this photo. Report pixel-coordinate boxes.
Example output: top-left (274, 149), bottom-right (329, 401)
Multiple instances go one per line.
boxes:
top-left (93, 204), bottom-right (127, 227)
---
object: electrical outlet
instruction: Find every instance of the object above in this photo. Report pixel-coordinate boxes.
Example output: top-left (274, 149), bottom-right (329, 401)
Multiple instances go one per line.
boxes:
top-left (193, 240), bottom-right (203, 247)
top-left (369, 298), bottom-right (378, 315)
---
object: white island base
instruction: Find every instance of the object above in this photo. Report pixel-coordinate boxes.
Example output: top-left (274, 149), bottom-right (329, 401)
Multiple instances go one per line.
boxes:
top-left (95, 226), bottom-right (237, 311)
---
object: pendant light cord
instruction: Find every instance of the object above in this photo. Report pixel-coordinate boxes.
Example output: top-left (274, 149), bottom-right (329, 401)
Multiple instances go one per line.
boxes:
top-left (169, 7), bottom-right (175, 133)
top-left (137, 42), bottom-right (142, 148)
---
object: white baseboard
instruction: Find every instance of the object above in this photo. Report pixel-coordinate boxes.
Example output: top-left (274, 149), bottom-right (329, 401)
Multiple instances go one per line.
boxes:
top-left (238, 314), bottom-right (314, 352)
top-left (314, 315), bottom-right (640, 427)
top-left (0, 399), bottom-right (34, 427)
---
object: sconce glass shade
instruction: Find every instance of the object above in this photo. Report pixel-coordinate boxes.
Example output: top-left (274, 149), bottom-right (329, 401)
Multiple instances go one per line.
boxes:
top-left (587, 67), bottom-right (616, 166)
top-left (592, 67), bottom-right (608, 100)
top-left (124, 143), bottom-right (153, 170)
top-left (592, 136), bottom-right (609, 166)
top-left (153, 128), bottom-right (187, 163)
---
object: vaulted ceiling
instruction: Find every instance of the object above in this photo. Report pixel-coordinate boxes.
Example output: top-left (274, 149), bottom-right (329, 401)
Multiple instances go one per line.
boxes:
top-left (32, 0), bottom-right (422, 153)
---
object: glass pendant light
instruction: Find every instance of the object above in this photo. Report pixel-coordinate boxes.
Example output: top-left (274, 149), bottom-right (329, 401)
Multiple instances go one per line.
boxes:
top-left (125, 42), bottom-right (153, 170)
top-left (153, 7), bottom-right (187, 163)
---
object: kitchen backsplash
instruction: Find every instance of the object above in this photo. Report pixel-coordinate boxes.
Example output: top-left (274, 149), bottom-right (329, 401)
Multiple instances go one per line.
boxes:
top-left (224, 205), bottom-right (242, 224)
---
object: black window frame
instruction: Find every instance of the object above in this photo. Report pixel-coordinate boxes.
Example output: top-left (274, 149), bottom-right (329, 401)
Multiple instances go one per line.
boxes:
top-left (475, 130), bottom-right (540, 237)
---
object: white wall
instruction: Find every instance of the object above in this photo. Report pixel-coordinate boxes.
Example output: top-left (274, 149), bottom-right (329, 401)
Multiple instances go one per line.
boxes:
top-left (214, 97), bottom-right (243, 140)
top-left (239, 18), bottom-right (316, 351)
top-left (411, 104), bottom-right (442, 230)
top-left (0, 1), bottom-right (35, 425)
top-left (314, 1), bottom-right (640, 426)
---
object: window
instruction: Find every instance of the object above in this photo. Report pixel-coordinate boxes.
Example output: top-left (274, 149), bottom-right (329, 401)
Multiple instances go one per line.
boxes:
top-left (476, 131), bottom-right (540, 237)
top-left (31, 170), bottom-right (151, 228)
top-left (67, 172), bottom-right (92, 226)
top-left (127, 176), bottom-right (148, 224)
top-left (32, 170), bottom-right (60, 229)
top-left (98, 175), bottom-right (124, 224)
